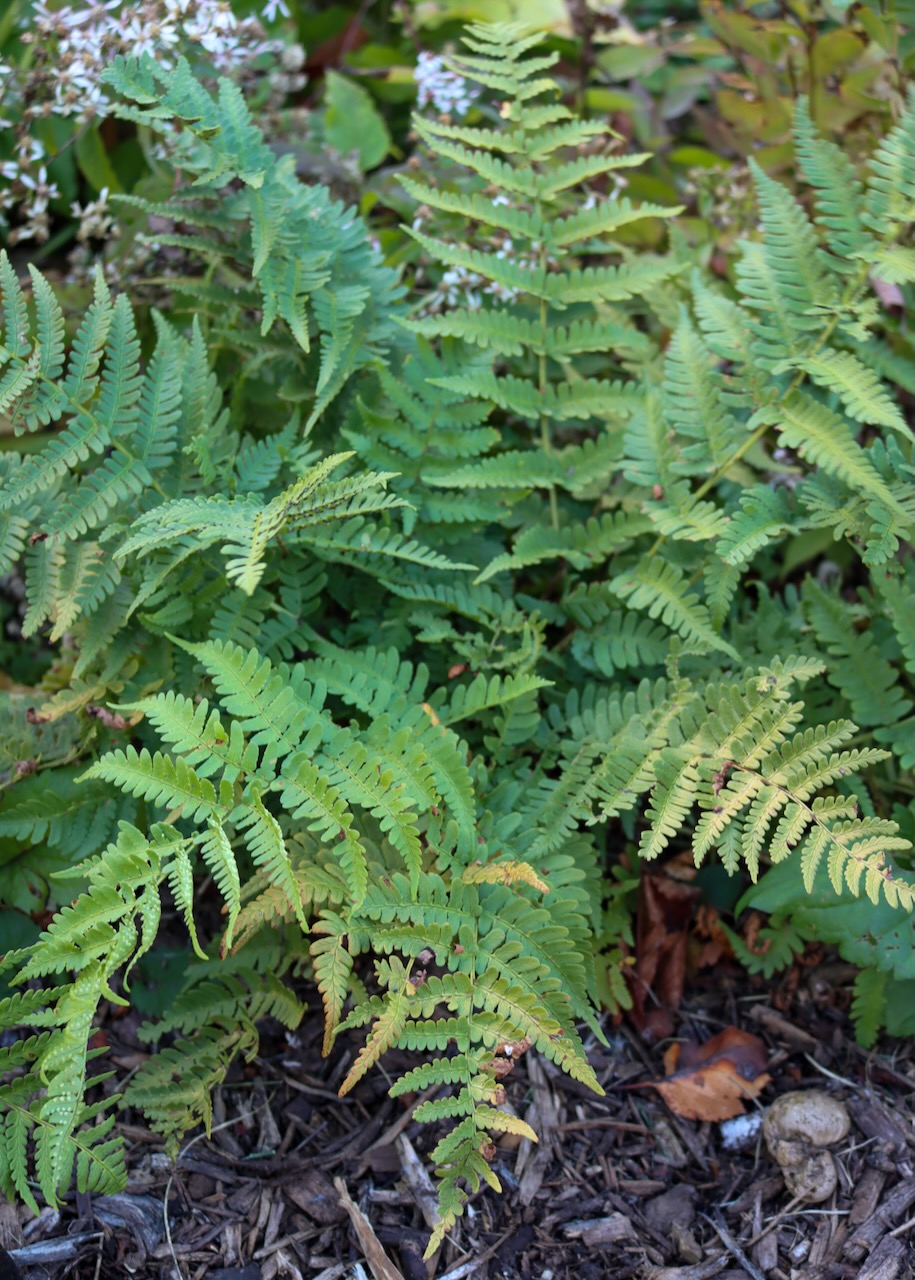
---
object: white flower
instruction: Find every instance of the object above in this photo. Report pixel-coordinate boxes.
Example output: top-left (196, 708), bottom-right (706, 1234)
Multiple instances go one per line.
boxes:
top-left (196, 28), bottom-right (229, 54)
top-left (18, 137), bottom-right (46, 164)
top-left (52, 1), bottom-right (121, 30)
top-left (415, 51), bottom-right (477, 118)
top-left (279, 40), bottom-right (304, 70)
top-left (263, 0), bottom-right (290, 19)
top-left (209, 2), bottom-right (237, 32)
top-left (19, 164), bottom-right (59, 213)
top-left (71, 185), bottom-right (117, 241)
top-left (122, 15), bottom-right (180, 58)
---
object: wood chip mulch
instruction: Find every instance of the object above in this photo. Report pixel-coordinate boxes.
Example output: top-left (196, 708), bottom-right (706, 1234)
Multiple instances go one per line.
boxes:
top-left (2, 967), bottom-right (913, 1280)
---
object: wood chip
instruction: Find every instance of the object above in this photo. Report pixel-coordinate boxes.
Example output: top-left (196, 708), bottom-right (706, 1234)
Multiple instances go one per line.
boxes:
top-left (671, 1222), bottom-right (703, 1265)
top-left (561, 1214), bottom-right (636, 1246)
top-left (396, 1134), bottom-right (440, 1235)
top-left (92, 1193), bottom-right (164, 1257)
top-left (644, 1185), bottom-right (697, 1234)
top-left (619, 1179), bottom-right (670, 1195)
top-left (8, 1234), bottom-right (101, 1267)
top-left (285, 1169), bottom-right (347, 1226)
top-left (847, 1095), bottom-right (913, 1165)
top-left (845, 1179), bottom-right (915, 1263)
top-left (751, 1229), bottom-right (778, 1276)
top-left (334, 1177), bottom-right (406, 1280)
top-left (516, 1054), bottom-right (561, 1206)
top-left (849, 1168), bottom-right (887, 1228)
top-left (644, 1259), bottom-right (728, 1280)
top-left (858, 1236), bottom-right (907, 1280)
top-left (749, 1004), bottom-right (820, 1051)
top-left (0, 1207), bottom-right (20, 1254)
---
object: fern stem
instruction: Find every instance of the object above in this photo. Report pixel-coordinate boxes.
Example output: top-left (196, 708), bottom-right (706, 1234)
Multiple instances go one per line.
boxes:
top-left (535, 205), bottom-right (558, 528)
top-left (539, 297), bottom-right (559, 531)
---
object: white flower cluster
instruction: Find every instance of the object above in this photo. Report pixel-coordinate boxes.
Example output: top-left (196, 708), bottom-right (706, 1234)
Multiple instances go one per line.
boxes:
top-left (432, 251), bottom-right (530, 311)
top-left (0, 139), bottom-right (60, 244)
top-left (1, 1), bottom-right (298, 244)
top-left (414, 51), bottom-right (477, 118)
top-left (25, 0), bottom-right (283, 119)
top-left (70, 186), bottom-right (116, 243)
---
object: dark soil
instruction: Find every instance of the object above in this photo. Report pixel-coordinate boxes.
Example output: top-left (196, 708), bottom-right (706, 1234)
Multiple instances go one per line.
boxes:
top-left (2, 957), bottom-right (913, 1280)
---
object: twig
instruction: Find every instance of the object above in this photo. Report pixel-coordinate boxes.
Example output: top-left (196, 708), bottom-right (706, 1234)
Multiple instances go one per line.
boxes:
top-left (744, 1193), bottom-right (805, 1248)
top-left (334, 1177), bottom-right (405, 1280)
top-left (436, 1225), bottom-right (520, 1280)
top-left (701, 1212), bottom-right (767, 1280)
top-left (802, 1055), bottom-right (858, 1088)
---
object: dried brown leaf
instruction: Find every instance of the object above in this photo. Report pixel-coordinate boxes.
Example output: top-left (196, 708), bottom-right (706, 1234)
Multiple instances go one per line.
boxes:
top-left (651, 1028), bottom-right (771, 1122)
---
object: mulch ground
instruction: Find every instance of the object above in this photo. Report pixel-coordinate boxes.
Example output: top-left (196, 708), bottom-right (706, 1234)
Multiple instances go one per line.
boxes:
top-left (2, 957), bottom-right (914, 1280)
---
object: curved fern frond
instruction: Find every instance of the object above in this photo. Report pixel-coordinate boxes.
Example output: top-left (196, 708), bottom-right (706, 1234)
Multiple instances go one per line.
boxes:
top-left (609, 561), bottom-right (738, 657)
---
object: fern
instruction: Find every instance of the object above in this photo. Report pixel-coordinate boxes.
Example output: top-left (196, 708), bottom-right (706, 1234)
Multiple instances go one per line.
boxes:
top-left (609, 561), bottom-right (738, 658)
top-left (102, 54), bottom-right (404, 429)
top-left (394, 19), bottom-right (677, 549)
top-left (0, 26), bottom-right (912, 1256)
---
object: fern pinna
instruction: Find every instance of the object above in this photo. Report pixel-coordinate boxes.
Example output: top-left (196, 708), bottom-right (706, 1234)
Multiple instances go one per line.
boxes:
top-left (0, 23), bottom-right (913, 1255)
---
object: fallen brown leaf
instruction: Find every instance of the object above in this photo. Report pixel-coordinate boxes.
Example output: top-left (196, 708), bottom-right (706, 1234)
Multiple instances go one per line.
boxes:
top-left (651, 1027), bottom-right (771, 1122)
top-left (691, 904), bottom-right (732, 970)
top-left (628, 861), bottom-right (700, 1041)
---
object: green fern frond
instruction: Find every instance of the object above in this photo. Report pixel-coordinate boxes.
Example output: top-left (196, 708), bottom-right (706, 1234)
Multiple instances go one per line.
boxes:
top-left (478, 512), bottom-right (649, 582)
top-left (788, 350), bottom-right (908, 436)
top-left (748, 158), bottom-right (838, 317)
top-left (311, 911), bottom-right (354, 1057)
top-left (609, 560), bottom-right (738, 657)
top-left (443, 672), bottom-right (551, 725)
top-left (804, 580), bottom-right (912, 729)
top-left (716, 487), bottom-right (794, 567)
top-left (663, 311), bottom-right (744, 472)
top-left (793, 97), bottom-right (868, 264)
top-left (80, 747), bottom-right (223, 824)
top-left (103, 53), bottom-right (403, 425)
top-left (753, 390), bottom-right (903, 514)
top-left (641, 751), bottom-right (701, 859)
top-left (849, 967), bottom-right (887, 1050)
top-left (862, 84), bottom-right (915, 234)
